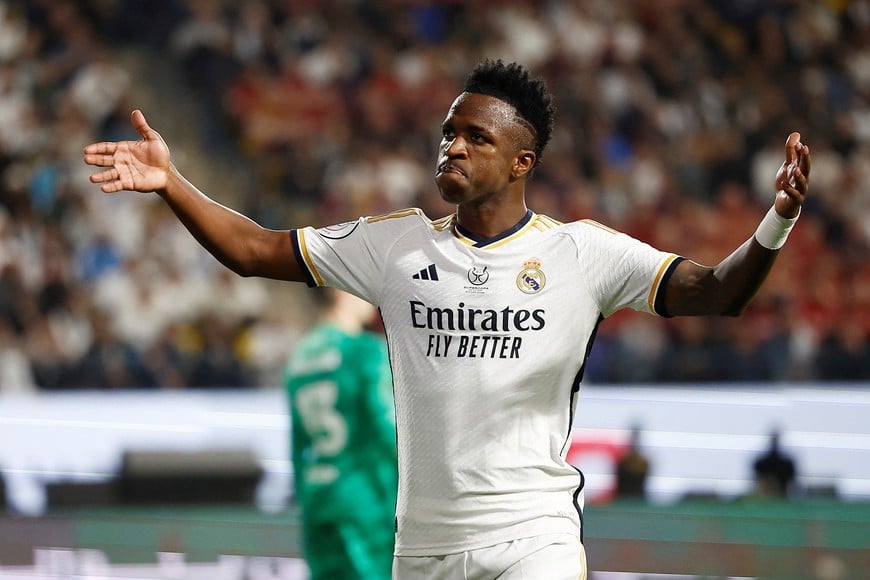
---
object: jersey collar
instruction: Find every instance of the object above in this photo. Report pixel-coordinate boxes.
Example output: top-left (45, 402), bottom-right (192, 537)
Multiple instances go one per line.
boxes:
top-left (454, 209), bottom-right (535, 248)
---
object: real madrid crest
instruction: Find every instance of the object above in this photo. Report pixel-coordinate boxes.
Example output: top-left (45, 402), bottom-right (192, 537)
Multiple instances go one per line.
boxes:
top-left (516, 258), bottom-right (546, 294)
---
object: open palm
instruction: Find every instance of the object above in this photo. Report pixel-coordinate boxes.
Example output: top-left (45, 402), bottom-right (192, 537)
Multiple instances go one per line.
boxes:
top-left (83, 110), bottom-right (171, 193)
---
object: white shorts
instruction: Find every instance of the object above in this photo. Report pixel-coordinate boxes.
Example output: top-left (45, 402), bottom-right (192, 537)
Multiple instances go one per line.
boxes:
top-left (392, 533), bottom-right (586, 580)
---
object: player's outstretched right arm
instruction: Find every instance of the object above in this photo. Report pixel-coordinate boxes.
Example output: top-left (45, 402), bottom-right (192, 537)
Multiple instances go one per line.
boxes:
top-left (83, 110), bottom-right (305, 282)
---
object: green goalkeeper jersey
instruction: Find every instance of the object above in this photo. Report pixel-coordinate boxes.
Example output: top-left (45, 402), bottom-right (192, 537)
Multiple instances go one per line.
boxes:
top-left (285, 323), bottom-right (397, 527)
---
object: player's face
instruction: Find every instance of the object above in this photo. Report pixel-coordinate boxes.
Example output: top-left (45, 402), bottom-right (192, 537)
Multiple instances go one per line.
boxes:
top-left (435, 93), bottom-right (534, 206)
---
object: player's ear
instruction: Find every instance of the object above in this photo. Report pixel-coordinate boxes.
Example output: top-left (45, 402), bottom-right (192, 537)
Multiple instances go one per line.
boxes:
top-left (511, 150), bottom-right (536, 180)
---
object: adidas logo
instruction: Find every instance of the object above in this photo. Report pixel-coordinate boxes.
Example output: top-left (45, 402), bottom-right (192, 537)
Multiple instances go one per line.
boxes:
top-left (412, 264), bottom-right (439, 281)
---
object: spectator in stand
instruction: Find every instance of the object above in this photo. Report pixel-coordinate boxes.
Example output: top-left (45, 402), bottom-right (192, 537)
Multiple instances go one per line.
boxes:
top-left (186, 313), bottom-right (250, 389)
top-left (752, 430), bottom-right (798, 498)
top-left (0, 317), bottom-right (36, 393)
top-left (71, 309), bottom-right (153, 389)
top-left (814, 316), bottom-right (870, 381)
top-left (615, 425), bottom-right (651, 500)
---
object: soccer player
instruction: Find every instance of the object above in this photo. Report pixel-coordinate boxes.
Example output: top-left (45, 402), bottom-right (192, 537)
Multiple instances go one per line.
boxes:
top-left (83, 59), bottom-right (810, 579)
top-left (284, 288), bottom-right (396, 580)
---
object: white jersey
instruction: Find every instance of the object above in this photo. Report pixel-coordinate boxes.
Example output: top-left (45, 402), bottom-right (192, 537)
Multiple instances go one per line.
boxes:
top-left (292, 209), bottom-right (682, 556)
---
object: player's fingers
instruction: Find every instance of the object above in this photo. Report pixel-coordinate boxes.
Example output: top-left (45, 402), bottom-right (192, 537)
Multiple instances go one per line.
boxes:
top-left (83, 153), bottom-right (116, 167)
top-left (131, 109), bottom-right (158, 140)
top-left (775, 161), bottom-right (792, 191)
top-left (800, 144), bottom-right (811, 178)
top-left (83, 141), bottom-right (117, 155)
top-left (784, 132), bottom-right (800, 163)
top-left (89, 168), bottom-right (118, 184)
top-left (101, 181), bottom-right (123, 193)
top-left (782, 168), bottom-right (807, 196)
top-left (793, 167), bottom-right (809, 194)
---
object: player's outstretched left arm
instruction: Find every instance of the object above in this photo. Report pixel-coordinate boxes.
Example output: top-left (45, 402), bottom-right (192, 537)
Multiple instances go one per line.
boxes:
top-left (664, 132), bottom-right (810, 317)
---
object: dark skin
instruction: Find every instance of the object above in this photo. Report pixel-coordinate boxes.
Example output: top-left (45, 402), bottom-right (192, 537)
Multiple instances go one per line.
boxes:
top-left (435, 93), bottom-right (536, 238)
top-left (83, 95), bottom-right (810, 317)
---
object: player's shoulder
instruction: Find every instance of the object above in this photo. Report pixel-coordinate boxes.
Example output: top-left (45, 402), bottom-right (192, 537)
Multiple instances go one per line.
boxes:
top-left (309, 208), bottom-right (447, 248)
top-left (547, 216), bottom-right (637, 255)
top-left (558, 217), bottom-right (623, 236)
top-left (537, 214), bottom-right (624, 240)
top-left (365, 207), bottom-right (451, 230)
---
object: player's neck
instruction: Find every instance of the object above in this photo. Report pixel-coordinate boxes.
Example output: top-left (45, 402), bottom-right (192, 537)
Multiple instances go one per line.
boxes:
top-left (456, 199), bottom-right (529, 240)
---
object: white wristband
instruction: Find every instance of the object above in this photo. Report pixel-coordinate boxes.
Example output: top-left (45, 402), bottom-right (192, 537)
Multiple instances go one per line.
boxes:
top-left (754, 205), bottom-right (799, 250)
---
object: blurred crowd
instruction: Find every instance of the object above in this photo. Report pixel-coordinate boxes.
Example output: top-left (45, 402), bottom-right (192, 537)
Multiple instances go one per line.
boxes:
top-left (0, 0), bottom-right (867, 392)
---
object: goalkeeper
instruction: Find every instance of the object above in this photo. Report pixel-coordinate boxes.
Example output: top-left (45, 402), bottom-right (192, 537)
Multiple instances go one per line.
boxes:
top-left (284, 288), bottom-right (397, 580)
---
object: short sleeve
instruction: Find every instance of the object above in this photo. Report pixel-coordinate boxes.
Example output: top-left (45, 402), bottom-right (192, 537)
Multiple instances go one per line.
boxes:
top-left (568, 220), bottom-right (684, 318)
top-left (291, 209), bottom-right (422, 305)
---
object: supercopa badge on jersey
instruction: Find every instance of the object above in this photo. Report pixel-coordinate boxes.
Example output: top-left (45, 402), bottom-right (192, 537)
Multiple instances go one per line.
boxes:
top-left (467, 265), bottom-right (489, 285)
top-left (317, 221), bottom-right (360, 239)
top-left (516, 258), bottom-right (546, 294)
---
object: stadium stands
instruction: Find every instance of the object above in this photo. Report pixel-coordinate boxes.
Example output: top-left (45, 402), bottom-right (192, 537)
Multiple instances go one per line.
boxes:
top-left (0, 0), bottom-right (866, 391)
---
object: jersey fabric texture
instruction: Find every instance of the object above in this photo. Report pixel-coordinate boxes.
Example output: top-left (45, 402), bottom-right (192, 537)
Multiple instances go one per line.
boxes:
top-left (284, 323), bottom-right (396, 579)
top-left (291, 209), bottom-right (682, 556)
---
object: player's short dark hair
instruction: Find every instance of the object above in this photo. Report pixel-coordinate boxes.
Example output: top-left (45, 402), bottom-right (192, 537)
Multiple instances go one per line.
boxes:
top-left (463, 59), bottom-right (555, 167)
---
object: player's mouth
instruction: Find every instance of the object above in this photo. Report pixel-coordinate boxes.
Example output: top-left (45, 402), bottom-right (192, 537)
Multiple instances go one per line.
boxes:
top-left (437, 162), bottom-right (466, 177)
